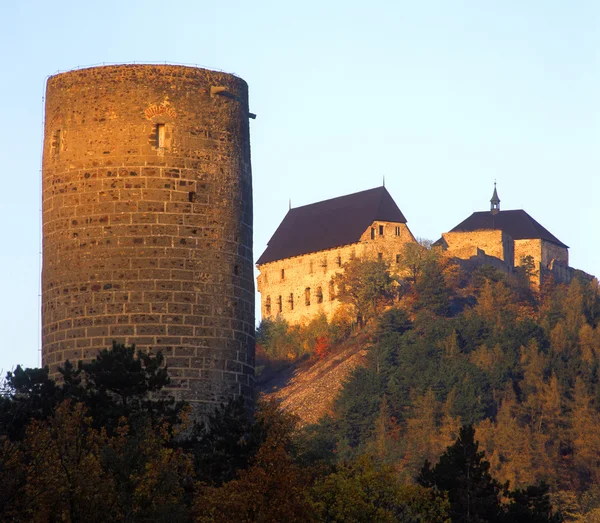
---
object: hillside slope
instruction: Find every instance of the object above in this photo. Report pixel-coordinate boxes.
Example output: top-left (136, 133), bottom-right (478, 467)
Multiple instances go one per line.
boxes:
top-left (258, 337), bottom-right (370, 426)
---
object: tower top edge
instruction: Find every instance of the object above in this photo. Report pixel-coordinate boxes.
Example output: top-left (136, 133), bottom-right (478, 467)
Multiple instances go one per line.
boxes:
top-left (46, 62), bottom-right (245, 84)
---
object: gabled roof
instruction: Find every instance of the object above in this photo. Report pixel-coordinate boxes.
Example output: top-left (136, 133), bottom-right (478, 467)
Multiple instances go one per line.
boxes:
top-left (448, 209), bottom-right (568, 248)
top-left (257, 187), bottom-right (407, 265)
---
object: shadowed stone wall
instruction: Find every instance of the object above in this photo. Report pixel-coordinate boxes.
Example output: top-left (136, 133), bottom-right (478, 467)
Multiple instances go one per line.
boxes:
top-left (42, 64), bottom-right (255, 411)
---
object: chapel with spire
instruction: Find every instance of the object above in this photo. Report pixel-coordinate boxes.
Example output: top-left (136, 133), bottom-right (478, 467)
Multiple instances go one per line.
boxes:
top-left (435, 183), bottom-right (574, 286)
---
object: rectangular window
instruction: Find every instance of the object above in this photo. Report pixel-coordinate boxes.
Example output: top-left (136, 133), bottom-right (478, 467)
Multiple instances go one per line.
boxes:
top-left (289, 293), bottom-right (294, 310)
top-left (265, 296), bottom-right (271, 315)
top-left (371, 227), bottom-right (375, 240)
top-left (337, 255), bottom-right (342, 267)
top-left (278, 295), bottom-right (283, 313)
top-left (52, 130), bottom-right (61, 155)
top-left (305, 287), bottom-right (311, 306)
top-left (329, 280), bottom-right (335, 301)
top-left (157, 124), bottom-right (166, 148)
top-left (378, 252), bottom-right (383, 261)
top-left (379, 225), bottom-right (384, 236)
top-left (395, 226), bottom-right (401, 236)
top-left (281, 268), bottom-right (285, 280)
top-left (316, 286), bottom-right (323, 304)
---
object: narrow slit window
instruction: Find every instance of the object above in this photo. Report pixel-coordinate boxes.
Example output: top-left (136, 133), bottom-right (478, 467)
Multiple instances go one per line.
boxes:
top-left (337, 255), bottom-right (342, 267)
top-left (316, 286), bottom-right (323, 304)
top-left (156, 124), bottom-right (166, 148)
top-left (265, 296), bottom-right (271, 315)
top-left (395, 226), bottom-right (401, 236)
top-left (305, 287), bottom-right (311, 306)
top-left (329, 280), bottom-right (335, 301)
top-left (52, 130), bottom-right (61, 155)
top-left (289, 293), bottom-right (294, 310)
top-left (278, 295), bottom-right (283, 313)
top-left (281, 268), bottom-right (285, 280)
top-left (371, 227), bottom-right (375, 240)
top-left (379, 225), bottom-right (384, 236)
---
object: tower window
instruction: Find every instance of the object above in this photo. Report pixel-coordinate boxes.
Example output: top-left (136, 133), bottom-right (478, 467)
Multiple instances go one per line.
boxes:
top-left (316, 286), bottom-right (323, 304)
top-left (51, 130), bottom-right (61, 155)
top-left (265, 296), bottom-right (271, 315)
top-left (395, 226), bottom-right (401, 236)
top-left (281, 268), bottom-right (285, 280)
top-left (278, 295), bottom-right (283, 313)
top-left (289, 293), bottom-right (294, 310)
top-left (378, 252), bottom-right (383, 261)
top-left (371, 227), bottom-right (375, 240)
top-left (329, 280), bottom-right (335, 301)
top-left (337, 255), bottom-right (342, 267)
top-left (379, 225), bottom-right (384, 236)
top-left (305, 287), bottom-right (311, 306)
top-left (156, 124), bottom-right (166, 148)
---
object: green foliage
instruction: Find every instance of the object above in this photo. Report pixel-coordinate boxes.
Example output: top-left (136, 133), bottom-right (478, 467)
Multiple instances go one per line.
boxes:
top-left (334, 257), bottom-right (395, 326)
top-left (256, 313), bottom-right (352, 361)
top-left (0, 342), bottom-right (180, 440)
top-left (311, 455), bottom-right (450, 522)
top-left (415, 259), bottom-right (451, 316)
top-left (418, 425), bottom-right (505, 522)
top-left (256, 317), bottom-right (303, 359)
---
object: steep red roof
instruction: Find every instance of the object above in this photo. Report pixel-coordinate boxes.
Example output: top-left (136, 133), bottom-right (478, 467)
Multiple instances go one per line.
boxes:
top-left (256, 187), bottom-right (407, 265)
top-left (449, 209), bottom-right (568, 248)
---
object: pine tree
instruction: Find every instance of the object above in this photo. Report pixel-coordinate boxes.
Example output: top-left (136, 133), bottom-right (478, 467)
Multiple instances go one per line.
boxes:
top-left (418, 425), bottom-right (505, 523)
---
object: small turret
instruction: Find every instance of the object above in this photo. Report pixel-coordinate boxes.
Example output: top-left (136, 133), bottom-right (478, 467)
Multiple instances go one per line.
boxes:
top-left (490, 182), bottom-right (500, 215)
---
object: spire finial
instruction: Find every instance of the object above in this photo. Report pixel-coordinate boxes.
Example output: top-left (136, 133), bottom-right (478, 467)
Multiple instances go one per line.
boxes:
top-left (383, 175), bottom-right (385, 187)
top-left (490, 181), bottom-right (500, 214)
top-left (289, 198), bottom-right (291, 211)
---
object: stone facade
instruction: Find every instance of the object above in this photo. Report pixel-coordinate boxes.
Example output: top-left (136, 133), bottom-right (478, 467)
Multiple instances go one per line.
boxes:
top-left (442, 230), bottom-right (514, 268)
top-left (257, 221), bottom-right (415, 324)
top-left (41, 64), bottom-right (255, 412)
top-left (443, 231), bottom-right (569, 285)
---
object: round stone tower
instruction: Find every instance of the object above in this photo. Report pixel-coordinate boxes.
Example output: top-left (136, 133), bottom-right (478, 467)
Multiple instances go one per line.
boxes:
top-left (41, 64), bottom-right (255, 411)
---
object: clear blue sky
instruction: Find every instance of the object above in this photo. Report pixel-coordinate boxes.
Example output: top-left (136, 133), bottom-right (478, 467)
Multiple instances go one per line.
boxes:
top-left (0, 0), bottom-right (598, 372)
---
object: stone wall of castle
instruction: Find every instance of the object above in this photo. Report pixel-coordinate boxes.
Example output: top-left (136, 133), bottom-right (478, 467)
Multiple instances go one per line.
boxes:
top-left (42, 64), bottom-right (255, 412)
top-left (257, 221), bottom-right (415, 324)
top-left (441, 230), bottom-right (513, 266)
top-left (541, 240), bottom-right (569, 268)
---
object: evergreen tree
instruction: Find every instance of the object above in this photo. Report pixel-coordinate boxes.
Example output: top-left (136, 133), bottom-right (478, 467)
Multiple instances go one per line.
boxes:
top-left (418, 425), bottom-right (505, 522)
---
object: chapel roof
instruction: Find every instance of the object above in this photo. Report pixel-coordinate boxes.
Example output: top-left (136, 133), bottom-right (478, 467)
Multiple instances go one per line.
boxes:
top-left (448, 209), bottom-right (568, 248)
top-left (256, 186), bottom-right (407, 265)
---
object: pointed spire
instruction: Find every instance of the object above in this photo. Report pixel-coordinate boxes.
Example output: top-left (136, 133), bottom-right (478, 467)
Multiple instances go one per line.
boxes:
top-left (383, 175), bottom-right (385, 188)
top-left (490, 181), bottom-right (500, 214)
top-left (289, 198), bottom-right (292, 211)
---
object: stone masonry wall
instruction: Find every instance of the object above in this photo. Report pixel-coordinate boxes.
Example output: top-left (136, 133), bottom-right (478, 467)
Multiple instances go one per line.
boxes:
top-left (256, 222), bottom-right (415, 324)
top-left (541, 241), bottom-right (568, 268)
top-left (442, 230), bottom-right (512, 265)
top-left (42, 65), bottom-right (255, 412)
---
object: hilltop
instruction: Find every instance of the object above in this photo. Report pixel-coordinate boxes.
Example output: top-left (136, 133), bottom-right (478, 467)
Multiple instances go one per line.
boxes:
top-left (256, 254), bottom-right (600, 519)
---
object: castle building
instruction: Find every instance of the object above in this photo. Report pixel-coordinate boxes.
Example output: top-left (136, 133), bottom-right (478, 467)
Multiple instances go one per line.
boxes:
top-left (256, 187), bottom-right (416, 324)
top-left (41, 64), bottom-right (255, 413)
top-left (437, 185), bottom-right (573, 284)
